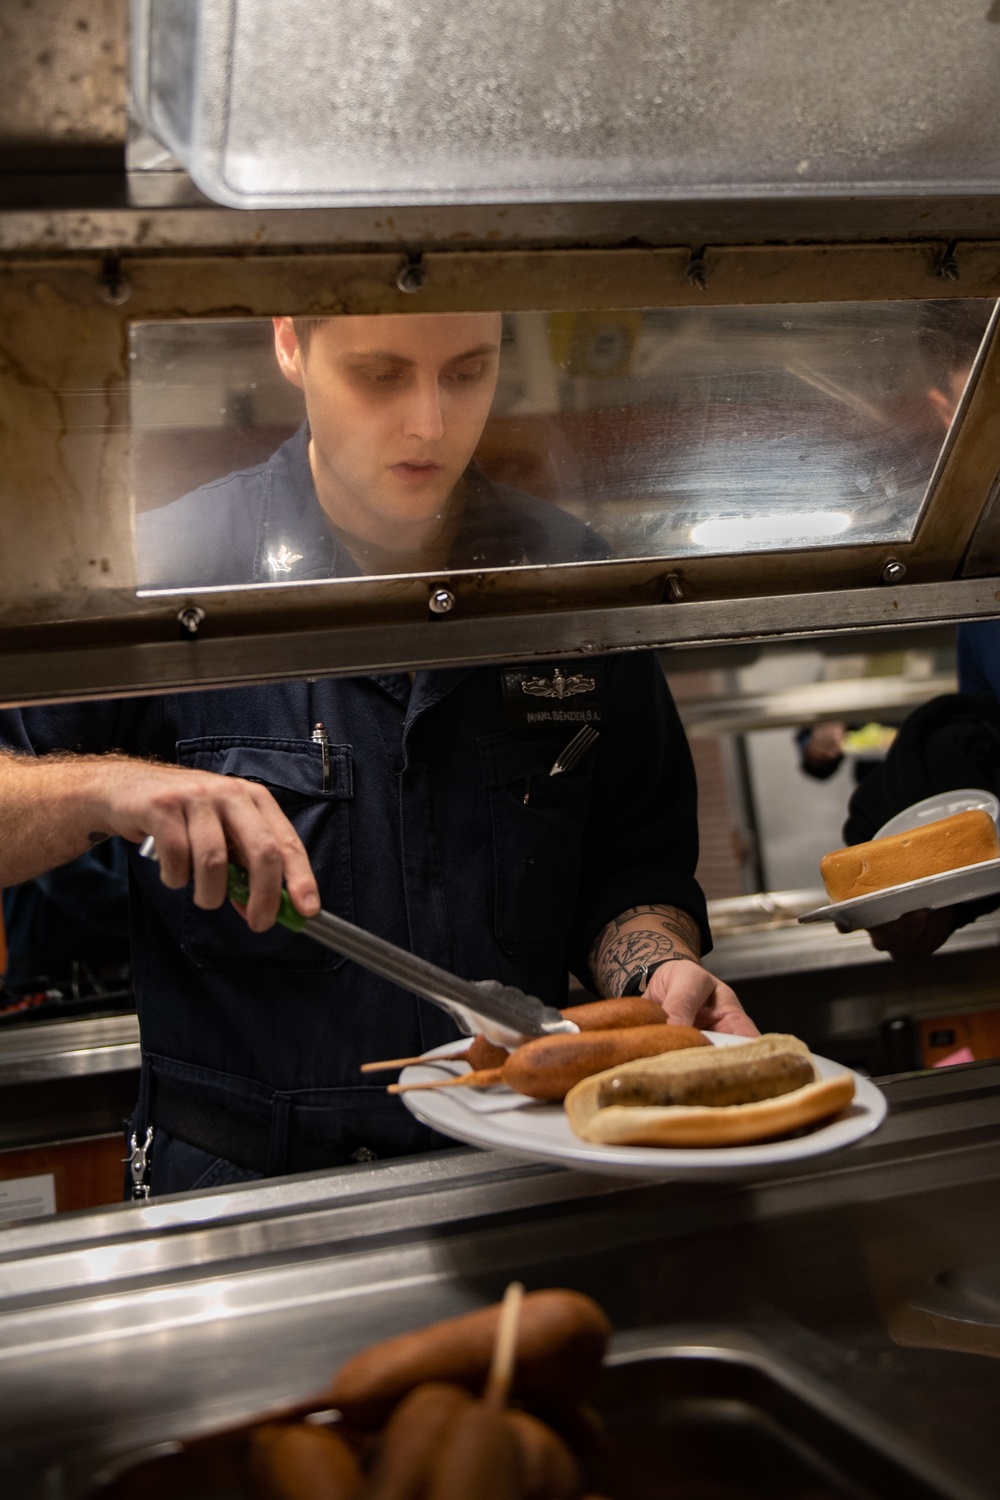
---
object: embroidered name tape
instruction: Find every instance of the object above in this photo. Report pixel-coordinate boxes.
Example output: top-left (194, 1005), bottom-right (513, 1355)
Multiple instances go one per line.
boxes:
top-left (502, 664), bottom-right (603, 729)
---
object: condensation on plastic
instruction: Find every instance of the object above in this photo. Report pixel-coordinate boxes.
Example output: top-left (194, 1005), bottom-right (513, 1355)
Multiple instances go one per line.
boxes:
top-left (131, 0), bottom-right (1000, 207)
top-left (130, 298), bottom-right (994, 590)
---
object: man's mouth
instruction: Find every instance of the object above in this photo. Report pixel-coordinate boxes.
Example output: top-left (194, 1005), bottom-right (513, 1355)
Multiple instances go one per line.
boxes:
top-left (390, 460), bottom-right (444, 482)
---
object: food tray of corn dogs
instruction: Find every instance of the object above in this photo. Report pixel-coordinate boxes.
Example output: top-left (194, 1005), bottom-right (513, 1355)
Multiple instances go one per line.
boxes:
top-left (87, 1278), bottom-right (921, 1500)
top-left (367, 999), bottom-right (885, 1178)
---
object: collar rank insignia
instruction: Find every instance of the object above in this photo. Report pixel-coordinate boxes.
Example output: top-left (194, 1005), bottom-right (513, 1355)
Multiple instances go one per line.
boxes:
top-left (266, 543), bottom-right (305, 576)
top-left (522, 666), bottom-right (597, 700)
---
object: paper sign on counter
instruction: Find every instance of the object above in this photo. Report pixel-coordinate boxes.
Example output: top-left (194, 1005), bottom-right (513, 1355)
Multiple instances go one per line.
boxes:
top-left (0, 1173), bottom-right (56, 1223)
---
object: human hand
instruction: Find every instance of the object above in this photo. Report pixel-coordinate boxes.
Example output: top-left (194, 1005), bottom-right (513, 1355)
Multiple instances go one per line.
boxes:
top-left (83, 760), bottom-right (320, 932)
top-left (804, 721), bottom-right (847, 769)
top-left (644, 958), bottom-right (760, 1038)
top-left (864, 906), bottom-right (960, 962)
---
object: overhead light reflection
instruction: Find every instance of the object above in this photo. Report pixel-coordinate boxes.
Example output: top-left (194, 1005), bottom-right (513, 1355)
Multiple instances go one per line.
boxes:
top-left (690, 511), bottom-right (852, 549)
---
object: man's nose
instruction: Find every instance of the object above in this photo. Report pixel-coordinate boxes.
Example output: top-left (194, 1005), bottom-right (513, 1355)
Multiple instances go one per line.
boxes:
top-left (402, 377), bottom-right (446, 442)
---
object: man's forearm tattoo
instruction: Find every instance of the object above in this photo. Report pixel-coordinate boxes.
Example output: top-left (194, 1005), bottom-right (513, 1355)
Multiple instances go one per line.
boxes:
top-left (588, 904), bottom-right (701, 997)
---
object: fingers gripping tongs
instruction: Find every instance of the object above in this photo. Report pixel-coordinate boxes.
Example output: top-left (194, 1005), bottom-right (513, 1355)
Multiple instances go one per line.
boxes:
top-left (138, 839), bottom-right (577, 1047)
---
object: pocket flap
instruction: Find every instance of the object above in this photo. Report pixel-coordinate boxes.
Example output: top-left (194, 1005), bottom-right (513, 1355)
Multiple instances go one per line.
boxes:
top-left (177, 737), bottom-right (353, 798)
top-left (478, 732), bottom-right (569, 787)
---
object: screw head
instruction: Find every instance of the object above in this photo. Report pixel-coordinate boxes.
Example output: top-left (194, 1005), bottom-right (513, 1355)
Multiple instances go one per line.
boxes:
top-left (396, 259), bottom-right (426, 294)
top-left (177, 605), bottom-right (206, 636)
top-left (428, 588), bottom-right (455, 615)
top-left (881, 560), bottom-right (906, 584)
top-left (99, 272), bottom-right (132, 306)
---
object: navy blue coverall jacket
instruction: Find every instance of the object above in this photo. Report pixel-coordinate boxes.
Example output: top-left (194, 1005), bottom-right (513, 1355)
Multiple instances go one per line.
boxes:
top-left (0, 427), bottom-right (709, 1193)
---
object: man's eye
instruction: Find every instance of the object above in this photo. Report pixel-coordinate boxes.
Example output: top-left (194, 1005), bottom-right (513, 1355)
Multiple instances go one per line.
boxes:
top-left (446, 363), bottom-right (486, 384)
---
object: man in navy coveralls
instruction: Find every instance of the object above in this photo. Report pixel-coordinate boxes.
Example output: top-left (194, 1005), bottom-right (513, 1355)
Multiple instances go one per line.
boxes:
top-left (0, 312), bottom-right (755, 1196)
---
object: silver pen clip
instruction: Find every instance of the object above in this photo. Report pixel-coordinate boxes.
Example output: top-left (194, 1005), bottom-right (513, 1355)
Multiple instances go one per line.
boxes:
top-left (311, 722), bottom-right (330, 792)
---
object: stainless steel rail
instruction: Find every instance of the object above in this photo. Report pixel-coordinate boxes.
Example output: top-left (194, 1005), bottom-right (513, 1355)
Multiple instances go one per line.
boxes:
top-left (0, 1014), bottom-right (140, 1087)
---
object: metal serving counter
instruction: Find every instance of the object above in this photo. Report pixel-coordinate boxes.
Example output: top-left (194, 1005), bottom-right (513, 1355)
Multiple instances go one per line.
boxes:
top-left (707, 904), bottom-right (1000, 984)
top-left (1, 1062), bottom-right (1000, 1497)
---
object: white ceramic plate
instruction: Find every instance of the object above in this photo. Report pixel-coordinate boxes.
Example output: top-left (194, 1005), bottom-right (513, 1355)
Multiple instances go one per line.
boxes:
top-left (399, 1033), bottom-right (885, 1179)
top-left (798, 857), bottom-right (1000, 930)
top-left (876, 787), bottom-right (1000, 840)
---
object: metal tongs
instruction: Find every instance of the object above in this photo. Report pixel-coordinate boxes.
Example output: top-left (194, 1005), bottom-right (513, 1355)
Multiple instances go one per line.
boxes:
top-left (139, 839), bottom-right (577, 1048)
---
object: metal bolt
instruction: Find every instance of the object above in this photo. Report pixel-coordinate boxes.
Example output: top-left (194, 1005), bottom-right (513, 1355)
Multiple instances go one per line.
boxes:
top-left (881, 560), bottom-right (906, 585)
top-left (396, 255), bottom-right (427, 294)
top-left (177, 605), bottom-right (206, 636)
top-left (934, 241), bottom-right (961, 283)
top-left (98, 256), bottom-right (132, 306)
top-left (428, 588), bottom-right (455, 615)
top-left (685, 248), bottom-right (708, 292)
top-left (666, 572), bottom-right (684, 602)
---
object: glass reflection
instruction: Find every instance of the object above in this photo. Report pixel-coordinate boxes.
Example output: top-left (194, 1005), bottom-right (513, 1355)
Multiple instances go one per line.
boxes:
top-left (131, 300), bottom-right (994, 591)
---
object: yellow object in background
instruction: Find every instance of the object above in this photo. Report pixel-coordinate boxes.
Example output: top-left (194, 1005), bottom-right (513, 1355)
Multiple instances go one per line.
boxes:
top-left (842, 722), bottom-right (897, 755)
top-left (548, 310), bottom-right (643, 378)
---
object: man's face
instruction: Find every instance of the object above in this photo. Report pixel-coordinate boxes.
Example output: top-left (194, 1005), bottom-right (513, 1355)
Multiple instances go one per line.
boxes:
top-left (273, 312), bottom-right (502, 544)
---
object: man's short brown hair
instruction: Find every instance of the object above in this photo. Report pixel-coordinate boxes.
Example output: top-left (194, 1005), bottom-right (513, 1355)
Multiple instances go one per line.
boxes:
top-left (291, 317), bottom-right (328, 354)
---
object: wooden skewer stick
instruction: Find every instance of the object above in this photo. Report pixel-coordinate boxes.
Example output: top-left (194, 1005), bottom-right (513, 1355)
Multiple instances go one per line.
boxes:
top-left (483, 1281), bottom-right (525, 1410)
top-left (387, 1068), bottom-right (504, 1095)
top-left (360, 1051), bottom-right (469, 1074)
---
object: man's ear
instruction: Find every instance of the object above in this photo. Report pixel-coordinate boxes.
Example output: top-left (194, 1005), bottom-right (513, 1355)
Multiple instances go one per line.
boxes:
top-left (927, 386), bottom-right (955, 431)
top-left (273, 317), bottom-right (305, 391)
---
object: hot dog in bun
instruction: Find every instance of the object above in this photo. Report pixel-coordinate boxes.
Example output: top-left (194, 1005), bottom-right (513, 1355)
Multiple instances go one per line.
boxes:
top-left (564, 1033), bottom-right (854, 1148)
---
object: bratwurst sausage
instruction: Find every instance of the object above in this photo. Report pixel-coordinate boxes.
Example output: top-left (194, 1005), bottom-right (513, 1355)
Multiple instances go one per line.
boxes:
top-left (565, 1034), bottom-right (856, 1148)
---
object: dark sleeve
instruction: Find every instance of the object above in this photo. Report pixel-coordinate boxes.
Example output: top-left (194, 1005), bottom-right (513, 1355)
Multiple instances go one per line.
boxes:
top-left (567, 652), bottom-right (710, 984)
top-left (956, 623), bottom-right (991, 697)
top-left (0, 699), bottom-right (133, 759)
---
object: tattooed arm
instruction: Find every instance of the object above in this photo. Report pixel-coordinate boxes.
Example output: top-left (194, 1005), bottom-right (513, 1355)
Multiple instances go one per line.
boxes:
top-left (589, 903), bottom-right (759, 1037)
top-left (588, 903), bottom-right (702, 993)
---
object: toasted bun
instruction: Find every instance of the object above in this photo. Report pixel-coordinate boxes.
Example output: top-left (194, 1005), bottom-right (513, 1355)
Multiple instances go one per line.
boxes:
top-left (567, 1075), bottom-right (854, 1147)
top-left (564, 1033), bottom-right (854, 1147)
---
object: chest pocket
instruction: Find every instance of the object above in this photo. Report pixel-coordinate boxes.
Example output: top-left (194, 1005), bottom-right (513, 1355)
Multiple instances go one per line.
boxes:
top-left (176, 737), bottom-right (353, 972)
top-left (479, 732), bottom-right (594, 954)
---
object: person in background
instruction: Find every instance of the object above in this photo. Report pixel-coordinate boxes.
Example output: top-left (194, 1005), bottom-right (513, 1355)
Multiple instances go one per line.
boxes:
top-left (844, 304), bottom-right (1000, 960)
top-left (796, 721), bottom-right (895, 785)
